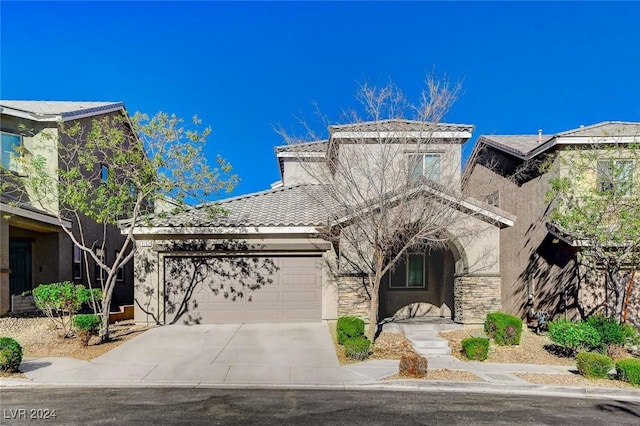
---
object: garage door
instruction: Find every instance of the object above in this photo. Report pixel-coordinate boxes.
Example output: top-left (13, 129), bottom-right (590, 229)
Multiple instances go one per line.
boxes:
top-left (163, 255), bottom-right (322, 324)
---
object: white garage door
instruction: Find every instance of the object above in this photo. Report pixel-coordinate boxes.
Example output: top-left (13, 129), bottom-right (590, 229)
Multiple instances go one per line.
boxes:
top-left (163, 255), bottom-right (322, 324)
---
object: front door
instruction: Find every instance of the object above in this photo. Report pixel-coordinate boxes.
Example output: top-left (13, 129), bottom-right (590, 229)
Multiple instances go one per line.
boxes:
top-left (9, 240), bottom-right (32, 297)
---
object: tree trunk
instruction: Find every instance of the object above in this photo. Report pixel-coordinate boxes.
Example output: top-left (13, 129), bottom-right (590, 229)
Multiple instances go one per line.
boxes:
top-left (366, 275), bottom-right (380, 341)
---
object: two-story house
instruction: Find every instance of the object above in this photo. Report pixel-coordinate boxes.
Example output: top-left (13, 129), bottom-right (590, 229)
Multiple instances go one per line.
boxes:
top-left (0, 101), bottom-right (135, 315)
top-left (131, 119), bottom-right (514, 327)
top-left (463, 121), bottom-right (640, 325)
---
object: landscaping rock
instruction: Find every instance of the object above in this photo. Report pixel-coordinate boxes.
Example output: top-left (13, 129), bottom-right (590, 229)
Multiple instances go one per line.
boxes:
top-left (399, 353), bottom-right (428, 378)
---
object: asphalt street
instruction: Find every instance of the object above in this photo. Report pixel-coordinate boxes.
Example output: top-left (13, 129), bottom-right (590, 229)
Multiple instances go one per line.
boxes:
top-left (1, 388), bottom-right (639, 425)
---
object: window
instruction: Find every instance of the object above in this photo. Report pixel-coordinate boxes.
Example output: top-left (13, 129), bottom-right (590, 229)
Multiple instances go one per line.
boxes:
top-left (101, 164), bottom-right (109, 182)
top-left (410, 153), bottom-right (441, 182)
top-left (115, 251), bottom-right (124, 282)
top-left (1, 131), bottom-right (21, 172)
top-left (486, 191), bottom-right (500, 207)
top-left (73, 245), bottom-right (83, 280)
top-left (597, 159), bottom-right (634, 196)
top-left (94, 249), bottom-right (105, 284)
top-left (389, 253), bottom-right (427, 289)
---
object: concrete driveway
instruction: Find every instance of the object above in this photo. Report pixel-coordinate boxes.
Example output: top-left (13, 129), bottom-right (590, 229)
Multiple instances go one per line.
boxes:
top-left (18, 323), bottom-right (390, 386)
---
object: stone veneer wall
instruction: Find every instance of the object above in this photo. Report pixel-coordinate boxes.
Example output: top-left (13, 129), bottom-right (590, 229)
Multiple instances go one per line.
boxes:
top-left (337, 275), bottom-right (371, 323)
top-left (454, 275), bottom-right (502, 324)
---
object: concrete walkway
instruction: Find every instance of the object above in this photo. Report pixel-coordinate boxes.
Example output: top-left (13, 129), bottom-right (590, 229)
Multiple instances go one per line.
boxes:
top-left (2, 323), bottom-right (639, 401)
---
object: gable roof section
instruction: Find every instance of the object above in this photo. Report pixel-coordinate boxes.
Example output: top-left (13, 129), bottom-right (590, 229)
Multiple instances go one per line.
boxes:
top-left (0, 100), bottom-right (125, 122)
top-left (330, 119), bottom-right (474, 134)
top-left (475, 121), bottom-right (640, 161)
top-left (143, 184), bottom-right (334, 230)
top-left (331, 181), bottom-right (515, 229)
top-left (463, 121), bottom-right (640, 183)
top-left (274, 140), bottom-right (328, 177)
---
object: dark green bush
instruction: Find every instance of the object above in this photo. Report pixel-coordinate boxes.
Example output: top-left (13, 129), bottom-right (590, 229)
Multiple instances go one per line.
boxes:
top-left (586, 315), bottom-right (625, 347)
top-left (616, 358), bottom-right (640, 386)
top-left (547, 320), bottom-right (601, 354)
top-left (484, 312), bottom-right (523, 346)
top-left (576, 352), bottom-right (614, 378)
top-left (73, 314), bottom-right (102, 346)
top-left (461, 337), bottom-right (489, 361)
top-left (344, 336), bottom-right (371, 360)
top-left (73, 314), bottom-right (101, 334)
top-left (33, 282), bottom-right (102, 338)
top-left (336, 316), bottom-right (365, 345)
top-left (0, 337), bottom-right (23, 373)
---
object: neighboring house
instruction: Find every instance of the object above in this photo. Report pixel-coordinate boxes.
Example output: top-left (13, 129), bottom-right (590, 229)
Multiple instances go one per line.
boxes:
top-left (463, 121), bottom-right (640, 324)
top-left (0, 101), bottom-right (135, 315)
top-left (131, 120), bottom-right (514, 326)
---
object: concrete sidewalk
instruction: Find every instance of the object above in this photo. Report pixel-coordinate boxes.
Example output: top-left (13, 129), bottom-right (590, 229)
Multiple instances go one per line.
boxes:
top-left (1, 323), bottom-right (639, 401)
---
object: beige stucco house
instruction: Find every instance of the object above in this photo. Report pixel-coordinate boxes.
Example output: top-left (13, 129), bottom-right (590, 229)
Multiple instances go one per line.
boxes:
top-left (0, 101), bottom-right (134, 314)
top-left (131, 119), bottom-right (514, 327)
top-left (463, 121), bottom-right (640, 325)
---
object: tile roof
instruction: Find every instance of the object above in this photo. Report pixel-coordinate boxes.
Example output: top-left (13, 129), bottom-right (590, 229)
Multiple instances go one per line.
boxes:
top-left (275, 140), bottom-right (328, 154)
top-left (0, 101), bottom-right (125, 121)
top-left (147, 184), bottom-right (335, 228)
top-left (478, 135), bottom-right (553, 157)
top-left (330, 119), bottom-right (474, 134)
top-left (477, 122), bottom-right (640, 159)
top-left (557, 121), bottom-right (640, 137)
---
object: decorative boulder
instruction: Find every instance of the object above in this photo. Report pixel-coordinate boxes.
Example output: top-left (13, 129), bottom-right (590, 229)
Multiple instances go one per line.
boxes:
top-left (399, 353), bottom-right (428, 378)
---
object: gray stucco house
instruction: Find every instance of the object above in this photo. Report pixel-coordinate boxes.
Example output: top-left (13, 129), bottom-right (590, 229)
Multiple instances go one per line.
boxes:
top-left (131, 120), bottom-right (514, 326)
top-left (463, 121), bottom-right (640, 326)
top-left (0, 101), bottom-right (135, 315)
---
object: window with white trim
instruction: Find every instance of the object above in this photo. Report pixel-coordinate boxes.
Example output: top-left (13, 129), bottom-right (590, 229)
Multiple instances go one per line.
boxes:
top-left (1, 131), bottom-right (21, 172)
top-left (410, 153), bottom-right (441, 183)
top-left (389, 253), bottom-right (427, 289)
top-left (597, 159), bottom-right (634, 196)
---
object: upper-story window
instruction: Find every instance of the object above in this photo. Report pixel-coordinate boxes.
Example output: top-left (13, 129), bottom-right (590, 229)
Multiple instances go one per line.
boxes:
top-left (597, 159), bottom-right (634, 196)
top-left (1, 131), bottom-right (21, 172)
top-left (410, 153), bottom-right (441, 183)
top-left (101, 164), bottom-right (109, 182)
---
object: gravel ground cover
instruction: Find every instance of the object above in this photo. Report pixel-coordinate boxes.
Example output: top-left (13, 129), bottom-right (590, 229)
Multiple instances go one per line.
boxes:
top-left (0, 315), bottom-right (149, 364)
top-left (441, 327), bottom-right (575, 366)
top-left (514, 373), bottom-right (638, 389)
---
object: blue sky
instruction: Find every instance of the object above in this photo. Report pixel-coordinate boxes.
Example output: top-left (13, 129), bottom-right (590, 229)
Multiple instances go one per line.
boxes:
top-left (2, 1), bottom-right (639, 197)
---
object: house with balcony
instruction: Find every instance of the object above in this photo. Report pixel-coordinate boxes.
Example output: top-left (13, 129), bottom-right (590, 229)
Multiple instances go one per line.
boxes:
top-left (0, 101), bottom-right (134, 315)
top-left (462, 121), bottom-right (640, 325)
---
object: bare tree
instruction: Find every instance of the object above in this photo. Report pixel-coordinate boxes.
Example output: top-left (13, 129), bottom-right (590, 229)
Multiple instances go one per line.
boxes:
top-left (278, 77), bottom-right (498, 339)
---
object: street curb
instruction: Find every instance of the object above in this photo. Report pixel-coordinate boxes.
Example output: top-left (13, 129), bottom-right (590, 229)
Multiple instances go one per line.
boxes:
top-left (2, 378), bottom-right (639, 401)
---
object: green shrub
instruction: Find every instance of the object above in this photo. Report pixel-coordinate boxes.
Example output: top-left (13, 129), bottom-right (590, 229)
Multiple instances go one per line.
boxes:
top-left (484, 312), bottom-right (523, 346)
top-left (576, 352), bottom-right (614, 378)
top-left (586, 315), bottom-right (625, 347)
top-left (616, 358), bottom-right (640, 385)
top-left (461, 337), bottom-right (489, 361)
top-left (336, 316), bottom-right (365, 345)
top-left (32, 282), bottom-right (102, 338)
top-left (344, 336), bottom-right (371, 360)
top-left (621, 324), bottom-right (640, 346)
top-left (73, 314), bottom-right (101, 334)
top-left (547, 320), bottom-right (601, 354)
top-left (73, 314), bottom-right (102, 346)
top-left (0, 337), bottom-right (23, 373)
